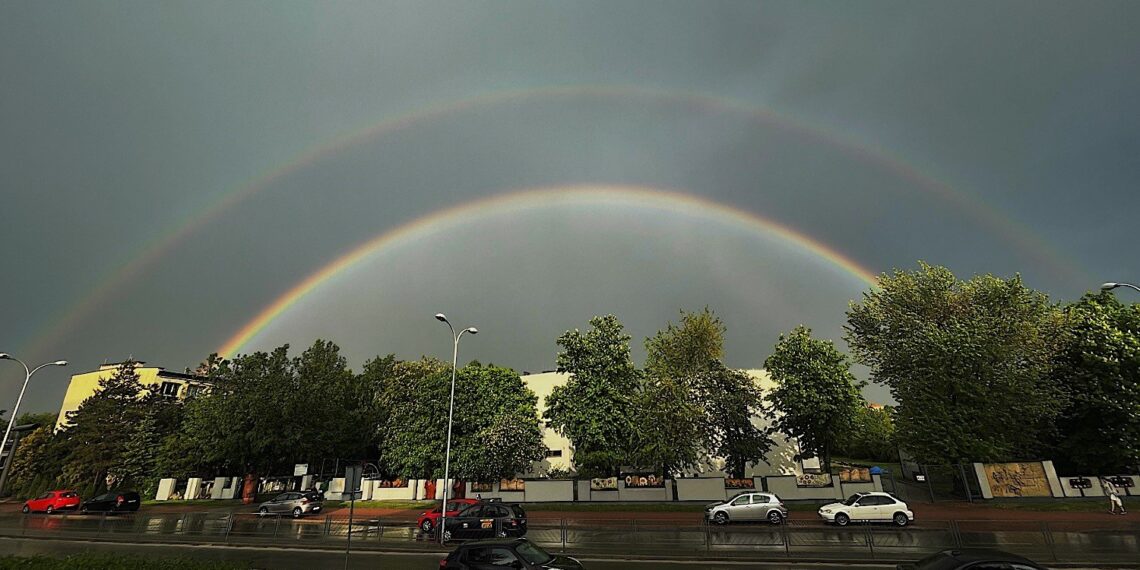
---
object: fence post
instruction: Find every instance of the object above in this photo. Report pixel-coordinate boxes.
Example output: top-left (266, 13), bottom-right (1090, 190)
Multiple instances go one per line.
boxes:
top-left (950, 519), bottom-right (962, 548)
top-left (273, 514), bottom-right (281, 538)
top-left (866, 525), bottom-right (875, 559)
top-left (1041, 521), bottom-right (1058, 562)
top-left (323, 514), bottom-right (331, 536)
top-left (781, 522), bottom-right (790, 556)
top-left (957, 464), bottom-right (973, 502)
top-left (561, 518), bottom-right (567, 553)
top-left (924, 465), bottom-right (935, 502)
top-left (224, 514), bottom-right (234, 542)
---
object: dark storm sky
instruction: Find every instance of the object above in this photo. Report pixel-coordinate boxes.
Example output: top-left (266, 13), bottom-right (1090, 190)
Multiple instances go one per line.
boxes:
top-left (2, 1), bottom-right (1139, 413)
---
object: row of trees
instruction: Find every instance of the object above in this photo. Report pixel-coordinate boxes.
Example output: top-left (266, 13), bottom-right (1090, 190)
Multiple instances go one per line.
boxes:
top-left (6, 262), bottom-right (1137, 499)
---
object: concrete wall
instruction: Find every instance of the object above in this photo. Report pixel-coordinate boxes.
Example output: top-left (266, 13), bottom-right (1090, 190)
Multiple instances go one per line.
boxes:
top-left (186, 478), bottom-right (202, 500)
top-left (838, 479), bottom-right (878, 496)
top-left (1042, 461), bottom-right (1064, 498)
top-left (676, 478), bottom-right (728, 502)
top-left (765, 475), bottom-right (843, 501)
top-left (618, 481), bottom-right (672, 502)
top-left (524, 480), bottom-right (574, 502)
top-left (371, 482), bottom-right (416, 500)
top-left (155, 478), bottom-right (176, 501)
top-left (1060, 476), bottom-right (1104, 498)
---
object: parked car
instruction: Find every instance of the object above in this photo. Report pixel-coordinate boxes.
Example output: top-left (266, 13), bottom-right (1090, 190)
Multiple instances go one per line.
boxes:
top-left (80, 490), bottom-right (141, 514)
top-left (22, 490), bottom-right (81, 514)
top-left (419, 498), bottom-right (480, 533)
top-left (256, 490), bottom-right (323, 518)
top-left (818, 491), bottom-right (913, 527)
top-left (897, 548), bottom-right (1047, 569)
top-left (705, 492), bottom-right (787, 525)
top-left (440, 537), bottom-right (583, 570)
top-left (441, 501), bottom-right (528, 542)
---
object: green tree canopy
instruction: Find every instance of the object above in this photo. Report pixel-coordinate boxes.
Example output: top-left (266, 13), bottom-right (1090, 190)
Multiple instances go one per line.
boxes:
top-left (697, 362), bottom-right (773, 478)
top-left (56, 361), bottom-right (149, 492)
top-left (1050, 292), bottom-right (1140, 473)
top-left (845, 263), bottom-right (1067, 464)
top-left (377, 359), bottom-right (544, 480)
top-left (545, 315), bottom-right (641, 476)
top-left (764, 325), bottom-right (864, 471)
top-left (835, 405), bottom-right (897, 463)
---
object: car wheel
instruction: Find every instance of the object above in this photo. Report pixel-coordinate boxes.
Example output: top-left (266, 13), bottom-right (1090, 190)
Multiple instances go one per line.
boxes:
top-left (442, 529), bottom-right (452, 542)
top-left (292, 507), bottom-right (303, 519)
top-left (420, 519), bottom-right (434, 532)
top-left (767, 510), bottom-right (784, 525)
top-left (496, 528), bottom-right (508, 538)
top-left (834, 513), bottom-right (850, 527)
top-left (258, 507), bottom-right (269, 516)
top-left (21, 505), bottom-right (30, 514)
top-left (893, 512), bottom-right (909, 527)
top-left (45, 506), bottom-right (54, 515)
top-left (81, 506), bottom-right (88, 515)
top-left (713, 511), bottom-right (729, 525)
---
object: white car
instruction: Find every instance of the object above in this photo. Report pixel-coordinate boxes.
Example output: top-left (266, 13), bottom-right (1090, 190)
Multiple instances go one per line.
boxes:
top-left (817, 492), bottom-right (913, 527)
top-left (705, 492), bottom-right (788, 525)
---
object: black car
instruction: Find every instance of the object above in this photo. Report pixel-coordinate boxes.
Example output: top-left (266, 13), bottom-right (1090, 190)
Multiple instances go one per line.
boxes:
top-left (897, 549), bottom-right (1047, 570)
top-left (441, 501), bottom-right (528, 542)
top-left (441, 538), bottom-right (583, 570)
top-left (80, 491), bottom-right (141, 514)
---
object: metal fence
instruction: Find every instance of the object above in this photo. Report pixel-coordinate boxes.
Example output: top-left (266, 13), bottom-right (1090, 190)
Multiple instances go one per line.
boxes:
top-left (1, 512), bottom-right (1137, 564)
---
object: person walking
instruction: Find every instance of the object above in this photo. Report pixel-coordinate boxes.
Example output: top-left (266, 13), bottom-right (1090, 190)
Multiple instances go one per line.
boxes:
top-left (1103, 478), bottom-right (1127, 515)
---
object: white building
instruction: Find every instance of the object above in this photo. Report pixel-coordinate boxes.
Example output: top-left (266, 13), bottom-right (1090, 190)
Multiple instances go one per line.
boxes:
top-left (520, 369), bottom-right (805, 477)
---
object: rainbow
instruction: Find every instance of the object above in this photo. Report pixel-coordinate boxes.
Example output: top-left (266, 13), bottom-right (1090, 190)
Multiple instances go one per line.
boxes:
top-left (217, 184), bottom-right (879, 357)
top-left (20, 84), bottom-right (1082, 358)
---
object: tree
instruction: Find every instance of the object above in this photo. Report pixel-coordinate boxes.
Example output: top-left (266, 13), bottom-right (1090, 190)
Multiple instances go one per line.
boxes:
top-left (764, 325), bottom-right (864, 472)
top-left (636, 308), bottom-right (725, 476)
top-left (697, 363), bottom-right (773, 478)
top-left (180, 347), bottom-right (296, 477)
top-left (1050, 292), bottom-right (1140, 473)
top-left (835, 405), bottom-right (897, 463)
top-left (5, 425), bottom-right (66, 498)
top-left (845, 263), bottom-right (1067, 464)
top-left (377, 360), bottom-right (544, 481)
top-left (545, 315), bottom-right (641, 476)
top-left (645, 307), bottom-right (725, 378)
top-left (57, 361), bottom-right (149, 493)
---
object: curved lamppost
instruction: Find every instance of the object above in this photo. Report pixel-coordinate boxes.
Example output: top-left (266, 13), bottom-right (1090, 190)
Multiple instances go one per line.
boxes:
top-left (434, 313), bottom-right (477, 543)
top-left (1102, 282), bottom-right (1140, 294)
top-left (0, 354), bottom-right (67, 493)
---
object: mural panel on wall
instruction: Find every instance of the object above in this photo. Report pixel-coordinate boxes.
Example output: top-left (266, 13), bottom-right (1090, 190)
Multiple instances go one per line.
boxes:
top-left (984, 462), bottom-right (1052, 497)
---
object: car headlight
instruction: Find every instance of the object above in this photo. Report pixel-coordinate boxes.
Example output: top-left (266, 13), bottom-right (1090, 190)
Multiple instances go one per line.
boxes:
top-left (820, 509), bottom-right (831, 514)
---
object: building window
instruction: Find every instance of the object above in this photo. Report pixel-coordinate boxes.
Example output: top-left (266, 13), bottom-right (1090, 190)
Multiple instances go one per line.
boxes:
top-left (185, 384), bottom-right (204, 398)
top-left (158, 382), bottom-right (180, 398)
top-left (545, 449), bottom-right (562, 458)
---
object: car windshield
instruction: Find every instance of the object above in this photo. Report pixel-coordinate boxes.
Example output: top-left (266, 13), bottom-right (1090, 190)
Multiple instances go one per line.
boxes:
top-left (515, 541), bottom-right (553, 565)
top-left (842, 494), bottom-right (863, 506)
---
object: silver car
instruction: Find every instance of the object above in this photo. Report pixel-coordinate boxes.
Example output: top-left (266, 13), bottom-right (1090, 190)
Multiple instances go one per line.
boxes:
top-left (705, 492), bottom-right (787, 525)
top-left (257, 491), bottom-right (323, 518)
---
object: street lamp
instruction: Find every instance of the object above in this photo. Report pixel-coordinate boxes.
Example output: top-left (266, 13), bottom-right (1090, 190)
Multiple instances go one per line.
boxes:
top-left (434, 313), bottom-right (477, 544)
top-left (1101, 282), bottom-right (1140, 294)
top-left (0, 354), bottom-right (67, 494)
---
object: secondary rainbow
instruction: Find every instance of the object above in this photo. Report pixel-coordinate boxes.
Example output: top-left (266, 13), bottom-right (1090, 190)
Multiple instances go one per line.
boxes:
top-left (217, 185), bottom-right (880, 357)
top-left (22, 84), bottom-right (1080, 359)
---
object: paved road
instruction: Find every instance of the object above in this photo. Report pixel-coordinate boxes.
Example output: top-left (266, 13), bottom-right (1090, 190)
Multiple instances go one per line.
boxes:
top-left (0, 536), bottom-right (899, 570)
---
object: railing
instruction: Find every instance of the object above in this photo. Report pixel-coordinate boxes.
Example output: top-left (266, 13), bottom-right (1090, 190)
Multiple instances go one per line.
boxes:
top-left (0, 512), bottom-right (1137, 563)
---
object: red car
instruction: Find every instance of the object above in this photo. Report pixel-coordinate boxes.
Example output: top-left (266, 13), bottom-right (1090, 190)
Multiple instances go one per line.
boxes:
top-left (22, 490), bottom-right (81, 514)
top-left (418, 498), bottom-right (479, 533)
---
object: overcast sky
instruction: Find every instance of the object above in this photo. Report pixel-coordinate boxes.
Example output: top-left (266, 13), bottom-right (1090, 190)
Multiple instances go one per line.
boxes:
top-left (3, 1), bottom-right (1139, 414)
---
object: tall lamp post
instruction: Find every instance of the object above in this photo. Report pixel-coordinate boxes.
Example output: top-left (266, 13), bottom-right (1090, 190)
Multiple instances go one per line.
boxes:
top-left (1102, 282), bottom-right (1140, 294)
top-left (0, 354), bottom-right (67, 494)
top-left (434, 313), bottom-right (477, 544)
